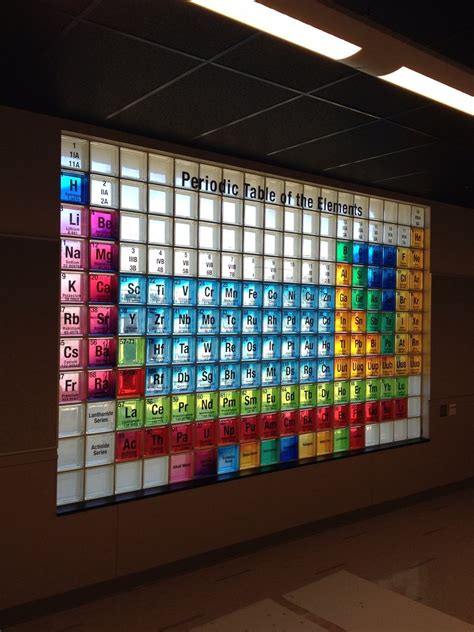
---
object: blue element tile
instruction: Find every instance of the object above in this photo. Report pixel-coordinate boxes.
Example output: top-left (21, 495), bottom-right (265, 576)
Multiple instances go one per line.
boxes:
top-left (60, 171), bottom-right (89, 204)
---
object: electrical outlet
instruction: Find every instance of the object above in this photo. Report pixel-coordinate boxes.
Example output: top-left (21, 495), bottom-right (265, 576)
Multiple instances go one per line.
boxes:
top-left (440, 404), bottom-right (448, 417)
top-left (448, 403), bottom-right (457, 416)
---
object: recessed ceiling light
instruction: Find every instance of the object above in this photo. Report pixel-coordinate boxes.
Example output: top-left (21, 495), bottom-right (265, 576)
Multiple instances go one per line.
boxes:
top-left (190, 0), bottom-right (361, 60)
top-left (380, 66), bottom-right (474, 116)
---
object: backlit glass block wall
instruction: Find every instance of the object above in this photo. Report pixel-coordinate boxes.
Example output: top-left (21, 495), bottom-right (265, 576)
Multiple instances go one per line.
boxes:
top-left (57, 135), bottom-right (429, 507)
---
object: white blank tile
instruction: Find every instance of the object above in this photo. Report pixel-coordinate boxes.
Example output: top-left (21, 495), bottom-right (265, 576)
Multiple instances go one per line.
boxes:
top-left (143, 456), bottom-right (169, 489)
top-left (115, 461), bottom-right (143, 494)
top-left (85, 465), bottom-right (114, 500)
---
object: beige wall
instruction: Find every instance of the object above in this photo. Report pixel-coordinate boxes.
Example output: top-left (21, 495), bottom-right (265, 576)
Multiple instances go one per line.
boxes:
top-left (1, 105), bottom-right (473, 610)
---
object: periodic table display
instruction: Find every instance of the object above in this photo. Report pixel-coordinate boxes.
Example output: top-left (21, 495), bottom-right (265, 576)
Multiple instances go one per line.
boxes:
top-left (57, 135), bottom-right (428, 507)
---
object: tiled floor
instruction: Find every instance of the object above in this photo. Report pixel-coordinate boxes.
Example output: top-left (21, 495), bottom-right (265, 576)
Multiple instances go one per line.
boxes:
top-left (6, 485), bottom-right (474, 631)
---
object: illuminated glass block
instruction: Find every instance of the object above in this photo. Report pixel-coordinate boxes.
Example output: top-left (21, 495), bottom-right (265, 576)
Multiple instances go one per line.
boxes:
top-left (317, 382), bottom-right (333, 405)
top-left (88, 369), bottom-right (116, 399)
top-left (89, 273), bottom-right (117, 303)
top-left (194, 420), bottom-right (216, 448)
top-left (319, 237), bottom-right (335, 262)
top-left (411, 206), bottom-right (424, 228)
top-left (284, 259), bottom-right (300, 284)
top-left (258, 412), bottom-right (277, 439)
top-left (260, 438), bottom-right (279, 465)
top-left (144, 395), bottom-right (170, 427)
top-left (279, 435), bottom-right (298, 462)
top-left (143, 426), bottom-right (169, 458)
top-left (409, 312), bottom-right (422, 333)
top-left (175, 190), bottom-right (197, 218)
top-left (195, 392), bottom-right (218, 421)
top-left (217, 445), bottom-right (239, 474)
top-left (352, 265), bottom-right (367, 287)
top-left (170, 452), bottom-right (194, 483)
top-left (379, 421), bottom-right (394, 444)
top-left (317, 406), bottom-right (332, 430)
top-left (317, 335), bottom-right (332, 358)
top-left (397, 247), bottom-right (410, 268)
top-left (88, 337), bottom-right (116, 368)
top-left (298, 433), bottom-right (316, 459)
top-left (353, 218), bottom-right (367, 242)
top-left (146, 307), bottom-right (171, 336)
top-left (384, 201), bottom-right (398, 223)
top-left (59, 370), bottom-right (85, 404)
top-left (60, 304), bottom-right (87, 339)
top-left (333, 404), bottom-right (349, 428)
top-left (148, 246), bottom-right (172, 275)
top-left (84, 463), bottom-right (114, 500)
top-left (120, 180), bottom-right (146, 212)
top-left (394, 419), bottom-right (408, 441)
top-left (350, 334), bottom-right (365, 356)
top-left (318, 311), bottom-right (334, 334)
top-left (57, 435), bottom-right (84, 471)
top-left (316, 430), bottom-right (333, 455)
top-left (365, 424), bottom-right (380, 447)
top-left (281, 385), bottom-right (298, 410)
top-left (149, 184), bottom-right (173, 215)
top-left (223, 253), bottom-right (242, 279)
top-left (368, 197), bottom-right (383, 220)
top-left (380, 377), bottom-right (394, 399)
top-left (365, 356), bottom-right (380, 378)
top-left (348, 403), bottom-right (363, 424)
top-left (60, 172), bottom-right (89, 205)
top-left (394, 333), bottom-right (408, 355)
top-left (299, 383), bottom-right (316, 407)
top-left (60, 271), bottom-right (86, 303)
top-left (350, 425), bottom-right (365, 450)
top-left (240, 388), bottom-right (260, 415)
top-left (196, 364), bottom-right (218, 391)
top-left (381, 334), bottom-right (395, 355)
top-left (411, 228), bottom-right (424, 249)
top-left (396, 269), bottom-right (409, 291)
top-left (217, 416), bottom-right (239, 445)
top-left (90, 174), bottom-right (118, 208)
top-left (336, 265), bottom-right (351, 289)
top-left (333, 427), bottom-right (349, 452)
top-left (333, 380), bottom-right (349, 404)
top-left (383, 223), bottom-right (397, 245)
top-left (410, 292), bottom-right (423, 312)
top-left (145, 336), bottom-right (170, 365)
top-left (335, 288), bottom-right (351, 311)
top-left (334, 334), bottom-right (350, 357)
top-left (382, 245), bottom-right (397, 268)
top-left (334, 357), bottom-right (349, 380)
top-left (408, 375), bottom-right (422, 397)
top-left (118, 337), bottom-right (145, 367)
top-left (148, 216), bottom-right (172, 245)
top-left (407, 417), bottom-right (421, 439)
top-left (395, 312), bottom-right (408, 333)
top-left (89, 241), bottom-right (117, 272)
top-left (396, 290), bottom-right (410, 312)
top-left (409, 270), bottom-right (423, 291)
top-left (368, 244), bottom-right (383, 266)
top-left (368, 221), bottom-right (382, 244)
top-left (364, 400), bottom-right (379, 423)
top-left (365, 312), bottom-right (380, 334)
top-left (409, 355), bottom-right (422, 375)
top-left (301, 260), bottom-right (316, 284)
top-left (351, 288), bottom-right (366, 310)
top-left (336, 241), bottom-right (352, 263)
top-left (350, 379), bottom-right (365, 403)
top-left (284, 233), bottom-right (301, 259)
top-left (61, 237), bottom-right (87, 270)
top-left (395, 355), bottom-right (409, 376)
top-left (350, 357), bottom-right (365, 379)
top-left (145, 366), bottom-right (170, 396)
top-left (397, 225), bottom-right (410, 247)
top-left (335, 311), bottom-right (349, 333)
top-left (365, 378), bottom-right (380, 401)
top-left (58, 403), bottom-right (85, 438)
top-left (244, 202), bottom-right (264, 227)
top-left (116, 398), bottom-right (144, 430)
top-left (264, 205), bottom-right (283, 230)
top-left (61, 136), bottom-right (88, 171)
top-left (279, 409), bottom-right (297, 435)
top-left (352, 242), bottom-right (367, 265)
top-left (319, 262), bottom-right (335, 286)
top-left (380, 399), bottom-right (394, 420)
top-left (382, 268), bottom-right (396, 290)
top-left (170, 423), bottom-right (194, 452)
top-left (117, 368), bottom-right (144, 397)
top-left (84, 401), bottom-right (114, 436)
top-left (223, 198), bottom-right (242, 225)
top-left (367, 267), bottom-right (382, 289)
top-left (57, 470), bottom-right (84, 505)
top-left (239, 442), bottom-right (259, 470)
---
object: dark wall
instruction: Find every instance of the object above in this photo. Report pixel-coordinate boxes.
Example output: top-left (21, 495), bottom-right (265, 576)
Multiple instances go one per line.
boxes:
top-left (1, 105), bottom-right (473, 609)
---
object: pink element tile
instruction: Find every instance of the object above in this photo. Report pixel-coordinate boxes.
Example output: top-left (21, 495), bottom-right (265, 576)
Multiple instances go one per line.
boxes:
top-left (90, 209), bottom-right (118, 240)
top-left (88, 369), bottom-right (116, 399)
top-left (170, 452), bottom-right (193, 483)
top-left (60, 272), bottom-right (87, 303)
top-left (60, 305), bottom-right (87, 336)
top-left (89, 274), bottom-right (117, 303)
top-left (89, 241), bottom-right (118, 271)
top-left (59, 338), bottom-right (85, 369)
top-left (89, 305), bottom-right (118, 335)
top-left (59, 371), bottom-right (85, 403)
top-left (61, 238), bottom-right (87, 270)
top-left (60, 204), bottom-right (88, 237)
top-left (88, 338), bottom-right (117, 367)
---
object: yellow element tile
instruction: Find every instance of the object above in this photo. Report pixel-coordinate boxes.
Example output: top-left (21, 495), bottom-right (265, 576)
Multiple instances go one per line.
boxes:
top-left (395, 333), bottom-right (409, 355)
top-left (396, 312), bottom-right (409, 333)
top-left (409, 354), bottom-right (423, 375)
top-left (350, 356), bottom-right (366, 378)
top-left (316, 430), bottom-right (333, 455)
top-left (396, 290), bottom-right (410, 312)
top-left (410, 248), bottom-right (423, 270)
top-left (410, 291), bottom-right (423, 311)
top-left (397, 247), bottom-right (410, 268)
top-left (409, 270), bottom-right (423, 290)
top-left (335, 310), bottom-right (350, 333)
top-left (299, 433), bottom-right (316, 459)
top-left (334, 334), bottom-right (350, 357)
top-left (396, 269), bottom-right (409, 290)
top-left (409, 312), bottom-right (422, 333)
top-left (366, 333), bottom-right (381, 355)
top-left (240, 441), bottom-right (260, 470)
top-left (335, 287), bottom-right (351, 310)
top-left (411, 227), bottom-right (424, 249)
top-left (351, 334), bottom-right (366, 356)
top-left (336, 263), bottom-right (352, 287)
top-left (395, 355), bottom-right (409, 376)
top-left (409, 334), bottom-right (422, 354)
top-left (334, 357), bottom-right (350, 380)
top-left (351, 311), bottom-right (366, 333)
top-left (365, 355), bottom-right (381, 377)
top-left (381, 355), bottom-right (395, 377)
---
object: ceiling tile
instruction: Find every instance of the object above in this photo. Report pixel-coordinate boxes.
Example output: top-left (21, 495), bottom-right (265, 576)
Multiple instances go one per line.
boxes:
top-left (86, 0), bottom-right (254, 59)
top-left (312, 72), bottom-right (430, 118)
top-left (390, 103), bottom-right (474, 141)
top-left (196, 96), bottom-right (373, 156)
top-left (112, 65), bottom-right (293, 141)
top-left (216, 34), bottom-right (356, 92)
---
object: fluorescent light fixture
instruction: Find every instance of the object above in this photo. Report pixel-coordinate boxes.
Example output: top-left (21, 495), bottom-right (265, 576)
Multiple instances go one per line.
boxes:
top-left (380, 66), bottom-right (474, 116)
top-left (190, 0), bottom-right (361, 60)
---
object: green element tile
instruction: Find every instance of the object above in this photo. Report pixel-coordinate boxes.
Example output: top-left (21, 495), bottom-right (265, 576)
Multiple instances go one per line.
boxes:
top-left (380, 378), bottom-right (395, 399)
top-left (317, 382), bottom-right (334, 406)
top-left (261, 439), bottom-right (280, 465)
top-left (381, 311), bottom-right (395, 333)
top-left (350, 379), bottom-right (365, 403)
top-left (299, 384), bottom-right (316, 408)
top-left (365, 378), bottom-right (380, 401)
top-left (351, 288), bottom-right (367, 310)
top-left (336, 241), bottom-right (352, 263)
top-left (381, 334), bottom-right (395, 355)
top-left (281, 385), bottom-right (299, 410)
top-left (219, 389), bottom-right (240, 417)
top-left (260, 387), bottom-right (280, 413)
top-left (117, 337), bottom-right (145, 367)
top-left (145, 396), bottom-right (170, 426)
top-left (171, 393), bottom-right (195, 423)
top-left (352, 265), bottom-right (367, 287)
top-left (366, 311), bottom-right (381, 333)
top-left (367, 289), bottom-right (381, 311)
top-left (333, 427), bottom-right (350, 452)
top-left (334, 380), bottom-right (350, 404)
top-left (396, 377), bottom-right (408, 398)
top-left (241, 388), bottom-right (261, 415)
top-left (196, 391), bottom-right (218, 421)
top-left (116, 398), bottom-right (144, 429)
